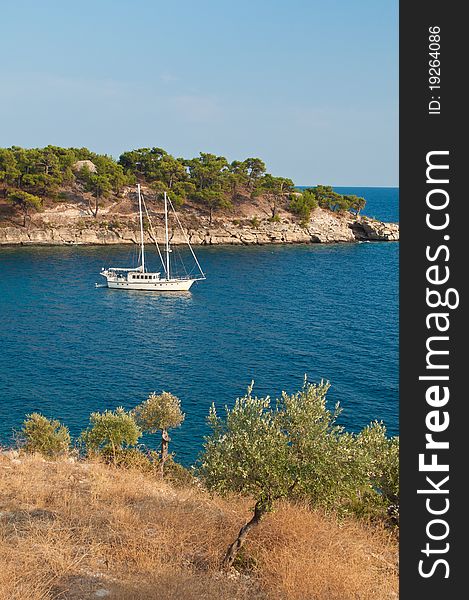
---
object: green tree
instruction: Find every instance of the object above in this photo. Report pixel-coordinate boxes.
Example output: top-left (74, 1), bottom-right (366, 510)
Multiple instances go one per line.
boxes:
top-left (313, 185), bottom-right (335, 209)
top-left (186, 152), bottom-right (228, 191)
top-left (8, 146), bottom-right (38, 189)
top-left (119, 147), bottom-right (167, 180)
top-left (102, 162), bottom-right (130, 194)
top-left (200, 380), bottom-right (398, 569)
top-left (7, 190), bottom-right (42, 226)
top-left (80, 407), bottom-right (141, 464)
top-left (10, 147), bottom-right (60, 195)
top-left (200, 384), bottom-right (291, 568)
top-left (289, 190), bottom-right (318, 223)
top-left (225, 161), bottom-right (248, 202)
top-left (21, 413), bottom-right (71, 457)
top-left (158, 155), bottom-right (187, 189)
top-left (118, 148), bottom-right (150, 177)
top-left (0, 148), bottom-right (20, 187)
top-left (312, 185), bottom-right (354, 212)
top-left (356, 422), bottom-right (399, 524)
top-left (119, 148), bottom-right (185, 191)
top-left (256, 174), bottom-right (294, 218)
top-left (36, 146), bottom-right (61, 177)
top-left (2, 146), bottom-right (82, 198)
top-left (171, 180), bottom-right (195, 207)
top-left (276, 383), bottom-right (367, 509)
top-left (150, 178), bottom-right (191, 207)
top-left (242, 157), bottom-right (266, 192)
top-left (87, 153), bottom-right (131, 192)
top-left (79, 169), bottom-right (112, 217)
top-left (21, 172), bottom-right (60, 197)
top-left (89, 174), bottom-right (112, 216)
top-left (150, 180), bottom-right (170, 198)
top-left (132, 391), bottom-right (185, 477)
top-left (346, 194), bottom-right (367, 217)
top-left (196, 188), bottom-right (232, 224)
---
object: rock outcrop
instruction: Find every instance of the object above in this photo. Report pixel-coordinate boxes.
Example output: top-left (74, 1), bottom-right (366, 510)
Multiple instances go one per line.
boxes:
top-left (72, 159), bottom-right (97, 173)
top-left (349, 217), bottom-right (399, 242)
top-left (0, 205), bottom-right (399, 246)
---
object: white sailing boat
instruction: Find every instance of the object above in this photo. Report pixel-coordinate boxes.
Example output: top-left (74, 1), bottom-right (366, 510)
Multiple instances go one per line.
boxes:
top-left (99, 184), bottom-right (205, 291)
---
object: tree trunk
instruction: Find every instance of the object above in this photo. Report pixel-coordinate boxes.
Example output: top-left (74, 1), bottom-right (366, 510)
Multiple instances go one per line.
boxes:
top-left (159, 429), bottom-right (170, 478)
top-left (222, 500), bottom-right (266, 570)
top-left (270, 199), bottom-right (277, 219)
top-left (231, 182), bottom-right (238, 202)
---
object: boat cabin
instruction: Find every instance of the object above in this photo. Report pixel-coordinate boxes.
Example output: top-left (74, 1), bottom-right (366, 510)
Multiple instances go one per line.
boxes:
top-left (128, 273), bottom-right (161, 281)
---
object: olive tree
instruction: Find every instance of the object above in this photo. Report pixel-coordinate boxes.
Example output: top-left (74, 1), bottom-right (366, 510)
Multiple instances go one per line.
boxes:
top-left (275, 383), bottom-right (371, 510)
top-left (199, 380), bottom-right (394, 569)
top-left (80, 407), bottom-right (141, 464)
top-left (199, 383), bottom-right (296, 569)
top-left (21, 413), bottom-right (71, 457)
top-left (132, 392), bottom-right (185, 477)
top-left (356, 421), bottom-right (400, 524)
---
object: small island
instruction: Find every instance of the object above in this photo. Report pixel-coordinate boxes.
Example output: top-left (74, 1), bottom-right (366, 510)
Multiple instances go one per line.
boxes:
top-left (0, 146), bottom-right (398, 246)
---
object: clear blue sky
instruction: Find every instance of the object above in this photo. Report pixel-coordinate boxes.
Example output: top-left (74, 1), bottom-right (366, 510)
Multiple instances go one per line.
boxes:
top-left (0, 0), bottom-right (397, 186)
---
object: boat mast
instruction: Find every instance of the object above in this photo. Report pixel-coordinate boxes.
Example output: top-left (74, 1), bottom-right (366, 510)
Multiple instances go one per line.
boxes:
top-left (164, 192), bottom-right (170, 279)
top-left (137, 184), bottom-right (145, 272)
top-left (167, 194), bottom-right (206, 280)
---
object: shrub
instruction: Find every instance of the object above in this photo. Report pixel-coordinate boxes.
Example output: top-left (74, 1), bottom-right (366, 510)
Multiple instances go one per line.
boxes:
top-left (289, 190), bottom-right (318, 222)
top-left (354, 422), bottom-right (400, 526)
top-left (164, 456), bottom-right (196, 488)
top-left (114, 447), bottom-right (158, 473)
top-left (108, 219), bottom-right (121, 230)
top-left (110, 447), bottom-right (193, 482)
top-left (21, 413), bottom-right (71, 457)
top-left (80, 407), bottom-right (141, 464)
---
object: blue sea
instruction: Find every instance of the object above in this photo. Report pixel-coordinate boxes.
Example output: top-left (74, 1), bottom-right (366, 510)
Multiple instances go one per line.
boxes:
top-left (0, 187), bottom-right (398, 464)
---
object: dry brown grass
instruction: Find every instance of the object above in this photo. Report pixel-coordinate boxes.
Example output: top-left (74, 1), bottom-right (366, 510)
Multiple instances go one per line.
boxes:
top-left (0, 454), bottom-right (398, 599)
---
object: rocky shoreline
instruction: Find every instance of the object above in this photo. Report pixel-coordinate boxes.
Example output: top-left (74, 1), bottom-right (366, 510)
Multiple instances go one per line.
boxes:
top-left (0, 210), bottom-right (399, 247)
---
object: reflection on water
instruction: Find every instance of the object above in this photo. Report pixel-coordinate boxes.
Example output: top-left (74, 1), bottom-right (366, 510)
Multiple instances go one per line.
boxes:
top-left (99, 287), bottom-right (194, 321)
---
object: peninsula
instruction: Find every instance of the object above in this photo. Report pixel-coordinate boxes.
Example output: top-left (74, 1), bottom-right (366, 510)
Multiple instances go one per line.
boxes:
top-left (0, 146), bottom-right (399, 246)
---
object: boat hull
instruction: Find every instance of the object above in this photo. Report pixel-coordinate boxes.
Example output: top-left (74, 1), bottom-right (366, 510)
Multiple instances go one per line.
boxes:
top-left (105, 278), bottom-right (195, 291)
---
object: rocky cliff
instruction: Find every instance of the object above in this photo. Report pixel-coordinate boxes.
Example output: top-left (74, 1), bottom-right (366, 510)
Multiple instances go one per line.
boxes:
top-left (0, 190), bottom-right (399, 246)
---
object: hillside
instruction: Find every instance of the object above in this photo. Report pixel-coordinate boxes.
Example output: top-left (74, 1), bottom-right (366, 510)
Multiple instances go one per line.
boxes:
top-left (0, 146), bottom-right (398, 245)
top-left (0, 181), bottom-right (398, 246)
top-left (0, 453), bottom-right (398, 600)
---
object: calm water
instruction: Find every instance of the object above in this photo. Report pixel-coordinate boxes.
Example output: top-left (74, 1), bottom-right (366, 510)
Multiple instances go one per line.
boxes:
top-left (0, 187), bottom-right (398, 464)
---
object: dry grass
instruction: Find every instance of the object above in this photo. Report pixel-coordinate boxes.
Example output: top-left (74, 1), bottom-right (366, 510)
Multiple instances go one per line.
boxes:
top-left (0, 454), bottom-right (397, 599)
